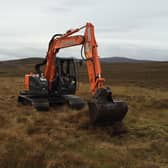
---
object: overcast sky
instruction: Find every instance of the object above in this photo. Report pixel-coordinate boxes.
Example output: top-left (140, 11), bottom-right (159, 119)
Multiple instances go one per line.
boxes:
top-left (0, 0), bottom-right (168, 61)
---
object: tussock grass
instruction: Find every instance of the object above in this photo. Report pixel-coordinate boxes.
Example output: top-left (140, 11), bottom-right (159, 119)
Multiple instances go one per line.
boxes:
top-left (0, 62), bottom-right (168, 167)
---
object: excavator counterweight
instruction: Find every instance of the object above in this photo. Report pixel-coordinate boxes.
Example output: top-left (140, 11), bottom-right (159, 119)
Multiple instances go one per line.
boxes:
top-left (18, 22), bottom-right (128, 125)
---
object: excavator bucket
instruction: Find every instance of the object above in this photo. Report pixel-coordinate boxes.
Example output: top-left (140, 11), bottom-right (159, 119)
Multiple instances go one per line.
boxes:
top-left (88, 88), bottom-right (128, 124)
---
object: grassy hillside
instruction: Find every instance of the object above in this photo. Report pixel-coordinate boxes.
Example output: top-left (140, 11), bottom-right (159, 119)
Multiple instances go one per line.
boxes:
top-left (0, 59), bottom-right (167, 168)
top-left (0, 58), bottom-right (168, 89)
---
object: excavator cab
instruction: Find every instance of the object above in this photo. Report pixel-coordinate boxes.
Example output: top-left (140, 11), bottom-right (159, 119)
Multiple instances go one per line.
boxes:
top-left (51, 58), bottom-right (77, 95)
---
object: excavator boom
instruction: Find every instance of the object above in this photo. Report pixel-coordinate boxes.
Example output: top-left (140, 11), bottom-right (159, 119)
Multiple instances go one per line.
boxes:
top-left (44, 23), bottom-right (104, 94)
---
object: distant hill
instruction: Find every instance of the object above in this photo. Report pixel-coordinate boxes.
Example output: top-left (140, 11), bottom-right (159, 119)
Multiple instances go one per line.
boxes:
top-left (0, 57), bottom-right (43, 65)
top-left (0, 58), bottom-right (44, 77)
top-left (0, 58), bottom-right (43, 68)
top-left (0, 56), bottom-right (155, 65)
top-left (101, 57), bottom-right (152, 63)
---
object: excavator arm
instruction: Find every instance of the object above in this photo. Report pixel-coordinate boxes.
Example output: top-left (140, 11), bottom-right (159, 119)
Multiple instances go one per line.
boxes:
top-left (44, 23), bottom-right (104, 94)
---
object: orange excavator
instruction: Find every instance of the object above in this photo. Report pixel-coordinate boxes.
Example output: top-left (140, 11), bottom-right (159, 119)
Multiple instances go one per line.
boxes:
top-left (18, 22), bottom-right (128, 124)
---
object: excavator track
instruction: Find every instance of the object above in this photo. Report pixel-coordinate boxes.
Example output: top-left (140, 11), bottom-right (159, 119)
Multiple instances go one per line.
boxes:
top-left (63, 95), bottom-right (85, 110)
top-left (18, 94), bottom-right (50, 111)
top-left (32, 98), bottom-right (50, 111)
top-left (18, 92), bottom-right (85, 111)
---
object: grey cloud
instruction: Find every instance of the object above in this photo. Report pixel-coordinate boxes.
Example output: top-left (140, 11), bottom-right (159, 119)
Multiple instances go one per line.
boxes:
top-left (0, 0), bottom-right (168, 61)
top-left (45, 6), bottom-right (71, 14)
